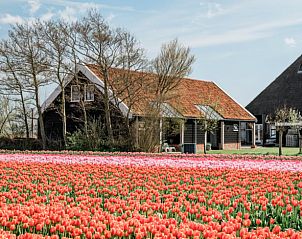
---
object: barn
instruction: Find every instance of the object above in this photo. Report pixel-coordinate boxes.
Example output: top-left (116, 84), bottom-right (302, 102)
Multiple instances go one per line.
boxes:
top-left (246, 55), bottom-right (302, 146)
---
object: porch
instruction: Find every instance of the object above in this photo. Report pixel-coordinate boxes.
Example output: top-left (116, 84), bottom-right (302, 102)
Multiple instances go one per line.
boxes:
top-left (135, 117), bottom-right (256, 153)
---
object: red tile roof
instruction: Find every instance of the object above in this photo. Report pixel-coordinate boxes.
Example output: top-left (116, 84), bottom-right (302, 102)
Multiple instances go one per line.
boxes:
top-left (86, 64), bottom-right (255, 121)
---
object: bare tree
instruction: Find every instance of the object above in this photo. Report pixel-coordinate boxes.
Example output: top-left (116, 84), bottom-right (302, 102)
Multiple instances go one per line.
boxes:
top-left (58, 20), bottom-right (91, 138)
top-left (0, 96), bottom-right (15, 137)
top-left (72, 9), bottom-right (149, 146)
top-left (0, 39), bottom-right (31, 138)
top-left (111, 31), bottom-right (149, 144)
top-left (39, 20), bottom-right (71, 145)
top-left (140, 39), bottom-right (195, 152)
top-left (73, 10), bottom-right (120, 143)
top-left (7, 22), bottom-right (50, 149)
top-left (152, 39), bottom-right (195, 103)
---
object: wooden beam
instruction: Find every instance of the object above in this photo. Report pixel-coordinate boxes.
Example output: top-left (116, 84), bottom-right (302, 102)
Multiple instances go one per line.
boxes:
top-left (159, 118), bottom-right (163, 149)
top-left (252, 122), bottom-right (256, 148)
top-left (238, 121), bottom-right (241, 149)
top-left (194, 120), bottom-right (197, 154)
top-left (220, 121), bottom-right (224, 149)
top-left (180, 121), bottom-right (184, 145)
top-left (135, 117), bottom-right (139, 147)
top-left (194, 120), bottom-right (197, 145)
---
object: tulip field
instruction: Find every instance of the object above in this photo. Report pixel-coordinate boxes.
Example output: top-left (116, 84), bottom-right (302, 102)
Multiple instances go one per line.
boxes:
top-left (2, 153), bottom-right (302, 238)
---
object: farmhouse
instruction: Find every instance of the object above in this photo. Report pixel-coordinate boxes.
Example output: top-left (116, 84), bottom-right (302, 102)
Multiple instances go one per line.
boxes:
top-left (246, 55), bottom-right (302, 146)
top-left (42, 64), bottom-right (256, 152)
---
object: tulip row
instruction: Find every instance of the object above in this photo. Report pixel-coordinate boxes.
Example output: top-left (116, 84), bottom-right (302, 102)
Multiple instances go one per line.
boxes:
top-left (0, 153), bottom-right (302, 238)
top-left (2, 153), bottom-right (302, 171)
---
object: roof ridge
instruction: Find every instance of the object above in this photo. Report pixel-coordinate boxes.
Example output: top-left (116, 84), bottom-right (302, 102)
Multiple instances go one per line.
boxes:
top-left (212, 82), bottom-right (256, 120)
top-left (85, 63), bottom-right (212, 83)
top-left (246, 54), bottom-right (302, 113)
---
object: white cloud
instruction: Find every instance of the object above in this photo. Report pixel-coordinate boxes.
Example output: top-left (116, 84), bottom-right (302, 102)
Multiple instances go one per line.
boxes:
top-left (284, 37), bottom-right (296, 47)
top-left (58, 3), bottom-right (101, 22)
top-left (106, 13), bottom-right (116, 23)
top-left (28, 0), bottom-right (41, 14)
top-left (206, 3), bottom-right (224, 18)
top-left (183, 18), bottom-right (302, 47)
top-left (40, 10), bottom-right (54, 21)
top-left (59, 6), bottom-right (77, 22)
top-left (0, 11), bottom-right (53, 26)
top-left (247, 18), bottom-right (302, 33)
top-left (194, 2), bottom-right (237, 21)
top-left (0, 14), bottom-right (24, 25)
top-left (185, 28), bottom-right (269, 48)
top-left (133, 1), bottom-right (302, 50)
top-left (48, 0), bottom-right (134, 12)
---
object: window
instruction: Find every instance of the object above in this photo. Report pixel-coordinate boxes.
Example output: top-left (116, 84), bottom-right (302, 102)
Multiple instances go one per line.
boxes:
top-left (149, 102), bottom-right (181, 117)
top-left (270, 125), bottom-right (276, 138)
top-left (84, 84), bottom-right (95, 101)
top-left (71, 85), bottom-right (81, 102)
top-left (195, 105), bottom-right (222, 120)
top-left (298, 64), bottom-right (302, 73)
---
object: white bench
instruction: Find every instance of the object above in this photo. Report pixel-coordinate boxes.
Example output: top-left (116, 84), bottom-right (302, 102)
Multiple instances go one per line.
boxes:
top-left (162, 143), bottom-right (176, 152)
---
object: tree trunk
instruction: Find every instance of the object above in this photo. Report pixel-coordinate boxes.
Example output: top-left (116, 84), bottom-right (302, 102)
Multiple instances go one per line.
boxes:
top-left (19, 89), bottom-right (30, 138)
top-left (10, 66), bottom-right (30, 138)
top-left (103, 72), bottom-right (114, 144)
top-left (159, 117), bottom-right (163, 153)
top-left (80, 100), bottom-right (88, 139)
top-left (124, 114), bottom-right (133, 149)
top-left (299, 130), bottom-right (302, 154)
top-left (279, 131), bottom-right (283, 156)
top-left (83, 108), bottom-right (88, 138)
top-left (33, 76), bottom-right (47, 149)
top-left (38, 106), bottom-right (46, 149)
top-left (0, 112), bottom-right (12, 134)
top-left (125, 110), bottom-right (131, 137)
top-left (204, 130), bottom-right (207, 154)
top-left (61, 87), bottom-right (67, 146)
top-left (35, 97), bottom-right (46, 149)
top-left (135, 117), bottom-right (139, 148)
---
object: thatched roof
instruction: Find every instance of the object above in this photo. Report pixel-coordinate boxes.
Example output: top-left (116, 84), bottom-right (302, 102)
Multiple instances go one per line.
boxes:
top-left (246, 55), bottom-right (302, 116)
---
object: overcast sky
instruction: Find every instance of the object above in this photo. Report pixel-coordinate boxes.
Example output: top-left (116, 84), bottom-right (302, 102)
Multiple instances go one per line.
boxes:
top-left (1, 0), bottom-right (302, 106)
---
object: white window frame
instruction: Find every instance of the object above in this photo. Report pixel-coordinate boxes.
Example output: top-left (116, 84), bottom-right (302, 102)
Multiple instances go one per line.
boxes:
top-left (270, 124), bottom-right (276, 138)
top-left (298, 64), bottom-right (302, 74)
top-left (71, 85), bottom-right (81, 102)
top-left (84, 84), bottom-right (95, 102)
top-left (195, 105), bottom-right (223, 120)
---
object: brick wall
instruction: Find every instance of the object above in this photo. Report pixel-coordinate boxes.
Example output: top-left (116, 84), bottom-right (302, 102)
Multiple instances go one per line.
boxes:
top-left (196, 144), bottom-right (205, 153)
top-left (223, 142), bottom-right (241, 150)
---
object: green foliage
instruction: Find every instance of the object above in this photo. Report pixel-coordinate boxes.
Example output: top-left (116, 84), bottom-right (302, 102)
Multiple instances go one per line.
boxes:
top-left (163, 118), bottom-right (183, 136)
top-left (267, 106), bottom-right (302, 156)
top-left (0, 137), bottom-right (42, 150)
top-left (66, 118), bottom-right (133, 152)
top-left (267, 105), bottom-right (302, 132)
top-left (67, 118), bottom-right (105, 151)
top-left (209, 147), bottom-right (302, 156)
